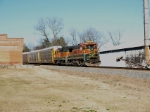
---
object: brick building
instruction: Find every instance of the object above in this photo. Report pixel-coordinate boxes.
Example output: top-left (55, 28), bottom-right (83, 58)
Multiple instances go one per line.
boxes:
top-left (0, 34), bottom-right (24, 65)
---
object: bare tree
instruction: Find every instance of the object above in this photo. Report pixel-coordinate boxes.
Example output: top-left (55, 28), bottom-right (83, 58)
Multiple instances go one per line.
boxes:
top-left (34, 17), bottom-right (65, 47)
top-left (47, 17), bottom-right (63, 40)
top-left (108, 30), bottom-right (124, 46)
top-left (79, 27), bottom-right (108, 49)
top-left (69, 28), bottom-right (78, 45)
top-left (34, 18), bottom-right (50, 47)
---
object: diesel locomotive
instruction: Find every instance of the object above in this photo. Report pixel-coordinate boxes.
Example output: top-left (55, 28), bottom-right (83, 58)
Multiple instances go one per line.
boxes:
top-left (23, 41), bottom-right (100, 66)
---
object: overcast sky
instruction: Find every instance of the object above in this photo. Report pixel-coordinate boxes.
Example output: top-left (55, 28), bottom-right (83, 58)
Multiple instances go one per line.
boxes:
top-left (0, 0), bottom-right (148, 46)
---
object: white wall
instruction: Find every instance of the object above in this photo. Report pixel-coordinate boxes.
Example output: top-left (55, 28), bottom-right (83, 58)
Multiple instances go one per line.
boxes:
top-left (99, 51), bottom-right (126, 67)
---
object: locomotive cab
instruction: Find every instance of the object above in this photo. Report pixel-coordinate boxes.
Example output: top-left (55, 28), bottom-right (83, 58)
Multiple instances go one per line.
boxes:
top-left (81, 41), bottom-right (100, 66)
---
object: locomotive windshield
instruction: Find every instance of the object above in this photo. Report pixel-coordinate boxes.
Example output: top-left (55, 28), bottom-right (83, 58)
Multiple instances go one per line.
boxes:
top-left (86, 45), bottom-right (96, 50)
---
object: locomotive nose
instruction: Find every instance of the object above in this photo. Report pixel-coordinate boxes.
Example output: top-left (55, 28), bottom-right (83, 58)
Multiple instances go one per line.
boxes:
top-left (90, 50), bottom-right (94, 56)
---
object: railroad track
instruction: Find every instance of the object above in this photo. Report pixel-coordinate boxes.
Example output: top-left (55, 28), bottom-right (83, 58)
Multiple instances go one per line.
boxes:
top-left (90, 66), bottom-right (150, 71)
top-left (66, 65), bottom-right (150, 71)
top-left (34, 63), bottom-right (150, 71)
top-left (40, 65), bottom-right (150, 80)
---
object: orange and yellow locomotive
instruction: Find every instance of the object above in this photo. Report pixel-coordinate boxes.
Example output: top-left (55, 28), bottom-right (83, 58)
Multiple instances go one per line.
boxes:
top-left (54, 41), bottom-right (100, 66)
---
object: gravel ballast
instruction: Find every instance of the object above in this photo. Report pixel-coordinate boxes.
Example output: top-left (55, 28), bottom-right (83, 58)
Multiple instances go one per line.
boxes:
top-left (41, 65), bottom-right (150, 80)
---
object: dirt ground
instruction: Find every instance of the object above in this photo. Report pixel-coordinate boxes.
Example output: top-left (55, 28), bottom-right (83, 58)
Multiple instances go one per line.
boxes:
top-left (0, 66), bottom-right (150, 112)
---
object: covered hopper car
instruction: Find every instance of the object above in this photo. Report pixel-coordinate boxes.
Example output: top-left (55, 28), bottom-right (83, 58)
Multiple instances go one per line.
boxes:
top-left (23, 41), bottom-right (100, 66)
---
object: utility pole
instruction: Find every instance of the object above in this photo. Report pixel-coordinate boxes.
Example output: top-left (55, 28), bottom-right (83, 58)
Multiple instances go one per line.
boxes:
top-left (116, 0), bottom-right (150, 68)
top-left (143, 0), bottom-right (150, 66)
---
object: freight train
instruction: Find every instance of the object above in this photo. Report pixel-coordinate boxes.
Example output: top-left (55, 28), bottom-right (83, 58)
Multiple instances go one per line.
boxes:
top-left (23, 41), bottom-right (100, 66)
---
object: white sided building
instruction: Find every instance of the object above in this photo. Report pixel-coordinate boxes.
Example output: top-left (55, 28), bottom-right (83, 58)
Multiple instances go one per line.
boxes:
top-left (99, 40), bottom-right (149, 67)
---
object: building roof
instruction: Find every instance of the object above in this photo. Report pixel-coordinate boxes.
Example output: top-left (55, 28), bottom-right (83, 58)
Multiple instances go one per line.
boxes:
top-left (100, 40), bottom-right (148, 52)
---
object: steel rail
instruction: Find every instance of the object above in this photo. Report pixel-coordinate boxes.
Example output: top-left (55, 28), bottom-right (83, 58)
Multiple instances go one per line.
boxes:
top-left (31, 63), bottom-right (150, 71)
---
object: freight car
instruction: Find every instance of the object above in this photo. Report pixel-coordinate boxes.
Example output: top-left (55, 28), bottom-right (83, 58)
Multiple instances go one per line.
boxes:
top-left (23, 52), bottom-right (29, 64)
top-left (23, 46), bottom-right (62, 64)
top-left (23, 41), bottom-right (100, 66)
